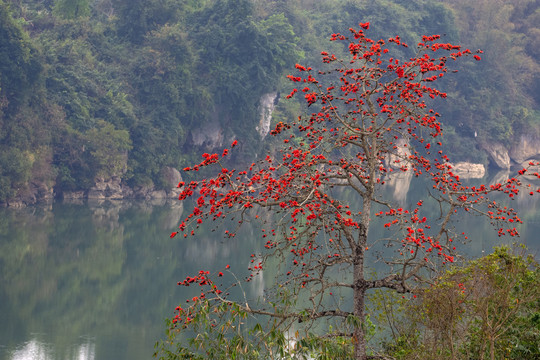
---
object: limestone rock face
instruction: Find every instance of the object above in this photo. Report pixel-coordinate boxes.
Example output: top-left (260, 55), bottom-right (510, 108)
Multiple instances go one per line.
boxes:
top-left (131, 167), bottom-right (183, 200)
top-left (132, 184), bottom-right (155, 199)
top-left (450, 162), bottom-right (486, 178)
top-left (257, 92), bottom-right (278, 139)
top-left (161, 166), bottom-right (182, 186)
top-left (480, 133), bottom-right (540, 169)
top-left (160, 166), bottom-right (183, 198)
top-left (149, 190), bottom-right (167, 199)
top-left (87, 177), bottom-right (127, 199)
top-left (191, 119), bottom-right (224, 149)
top-left (481, 141), bottom-right (511, 169)
top-left (387, 170), bottom-right (413, 205)
top-left (32, 181), bottom-right (55, 202)
top-left (5, 199), bottom-right (25, 208)
top-left (3, 180), bottom-right (54, 207)
top-left (509, 133), bottom-right (540, 164)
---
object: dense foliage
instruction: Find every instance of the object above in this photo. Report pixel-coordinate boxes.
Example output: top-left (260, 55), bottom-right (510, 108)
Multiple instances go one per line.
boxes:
top-left (0, 0), bottom-right (538, 204)
top-left (378, 246), bottom-right (540, 360)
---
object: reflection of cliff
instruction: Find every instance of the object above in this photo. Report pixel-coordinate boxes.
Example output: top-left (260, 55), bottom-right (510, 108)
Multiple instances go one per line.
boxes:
top-left (183, 230), bottom-right (251, 266)
top-left (0, 204), bottom-right (128, 347)
top-left (384, 138), bottom-right (413, 204)
top-left (89, 201), bottom-right (124, 231)
top-left (0, 201), bottom-right (188, 360)
top-left (386, 170), bottom-right (413, 205)
top-left (487, 168), bottom-right (540, 217)
top-left (87, 198), bottom-right (184, 231)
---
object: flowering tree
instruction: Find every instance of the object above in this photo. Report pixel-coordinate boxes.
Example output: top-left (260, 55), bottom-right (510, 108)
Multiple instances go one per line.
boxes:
top-left (156, 23), bottom-right (538, 360)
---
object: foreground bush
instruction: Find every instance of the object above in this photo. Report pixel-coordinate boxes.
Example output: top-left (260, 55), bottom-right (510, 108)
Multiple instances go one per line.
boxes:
top-left (380, 246), bottom-right (540, 360)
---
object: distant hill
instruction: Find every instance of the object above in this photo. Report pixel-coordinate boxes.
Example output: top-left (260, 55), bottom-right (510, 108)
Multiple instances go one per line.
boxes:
top-left (1, 0), bottom-right (538, 206)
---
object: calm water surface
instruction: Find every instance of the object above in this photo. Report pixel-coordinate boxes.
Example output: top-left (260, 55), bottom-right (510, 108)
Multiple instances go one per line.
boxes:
top-left (0, 199), bottom-right (264, 360)
top-left (1, 174), bottom-right (539, 360)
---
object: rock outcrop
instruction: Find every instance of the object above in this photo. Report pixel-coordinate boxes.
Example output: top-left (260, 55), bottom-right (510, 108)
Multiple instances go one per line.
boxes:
top-left (2, 180), bottom-right (54, 208)
top-left (62, 167), bottom-right (183, 203)
top-left (160, 166), bottom-right (183, 198)
top-left (450, 162), bottom-right (486, 178)
top-left (386, 138), bottom-right (411, 169)
top-left (481, 141), bottom-right (511, 169)
top-left (509, 133), bottom-right (540, 164)
top-left (387, 170), bottom-right (413, 205)
top-left (87, 176), bottom-right (131, 200)
top-left (191, 119), bottom-right (224, 149)
top-left (480, 130), bottom-right (540, 170)
top-left (257, 92), bottom-right (278, 139)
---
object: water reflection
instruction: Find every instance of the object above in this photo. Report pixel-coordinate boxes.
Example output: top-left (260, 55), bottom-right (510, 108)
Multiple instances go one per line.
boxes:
top-left (386, 170), bottom-right (413, 205)
top-left (11, 338), bottom-right (95, 360)
top-left (11, 339), bottom-right (53, 360)
top-left (0, 171), bottom-right (538, 360)
top-left (0, 200), bottom-right (258, 360)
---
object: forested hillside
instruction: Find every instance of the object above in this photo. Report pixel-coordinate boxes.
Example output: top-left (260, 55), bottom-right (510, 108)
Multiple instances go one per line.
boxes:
top-left (0, 0), bottom-right (538, 206)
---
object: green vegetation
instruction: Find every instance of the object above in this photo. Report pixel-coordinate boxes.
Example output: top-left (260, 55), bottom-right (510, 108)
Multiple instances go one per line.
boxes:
top-left (0, 0), bottom-right (538, 204)
top-left (154, 246), bottom-right (540, 359)
top-left (377, 246), bottom-right (540, 359)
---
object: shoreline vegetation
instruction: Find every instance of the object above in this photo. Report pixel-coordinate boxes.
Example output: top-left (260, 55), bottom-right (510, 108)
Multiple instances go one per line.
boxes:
top-left (1, 0), bottom-right (539, 208)
top-left (0, 0), bottom-right (540, 206)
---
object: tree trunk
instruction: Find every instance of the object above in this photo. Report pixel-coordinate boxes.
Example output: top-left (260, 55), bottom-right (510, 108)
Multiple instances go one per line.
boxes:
top-left (353, 175), bottom-right (372, 360)
top-left (353, 219), bottom-right (369, 359)
top-left (353, 282), bottom-right (367, 360)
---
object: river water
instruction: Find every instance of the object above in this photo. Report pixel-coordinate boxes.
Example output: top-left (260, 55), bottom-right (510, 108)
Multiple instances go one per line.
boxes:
top-left (1, 173), bottom-right (539, 360)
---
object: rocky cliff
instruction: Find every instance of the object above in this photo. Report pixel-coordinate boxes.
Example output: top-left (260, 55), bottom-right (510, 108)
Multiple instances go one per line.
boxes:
top-left (1, 167), bottom-right (184, 208)
top-left (482, 132), bottom-right (540, 169)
